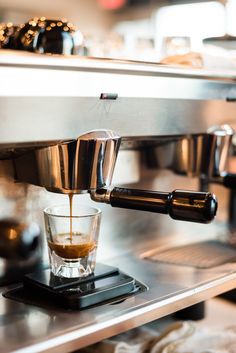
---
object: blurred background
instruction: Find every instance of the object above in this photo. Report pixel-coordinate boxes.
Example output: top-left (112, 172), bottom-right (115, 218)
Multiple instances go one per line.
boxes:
top-left (1, 0), bottom-right (236, 62)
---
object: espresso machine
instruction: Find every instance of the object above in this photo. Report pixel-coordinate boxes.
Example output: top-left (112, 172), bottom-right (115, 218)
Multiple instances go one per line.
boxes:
top-left (1, 45), bottom-right (236, 351)
top-left (0, 129), bottom-right (218, 308)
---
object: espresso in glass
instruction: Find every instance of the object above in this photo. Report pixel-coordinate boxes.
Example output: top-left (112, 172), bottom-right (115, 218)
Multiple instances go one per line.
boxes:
top-left (44, 201), bottom-right (101, 278)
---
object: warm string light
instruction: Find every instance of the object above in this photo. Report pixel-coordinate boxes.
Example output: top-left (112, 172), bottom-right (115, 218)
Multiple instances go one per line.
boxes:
top-left (0, 22), bottom-right (15, 48)
top-left (0, 17), bottom-right (83, 53)
top-left (19, 18), bottom-right (78, 37)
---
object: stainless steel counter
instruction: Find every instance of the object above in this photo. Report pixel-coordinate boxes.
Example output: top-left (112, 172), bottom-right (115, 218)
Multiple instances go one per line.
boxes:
top-left (1, 250), bottom-right (236, 353)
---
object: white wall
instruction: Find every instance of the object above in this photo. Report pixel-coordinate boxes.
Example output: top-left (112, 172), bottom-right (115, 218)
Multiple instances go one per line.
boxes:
top-left (0, 0), bottom-right (164, 35)
top-left (0, 0), bottom-right (115, 35)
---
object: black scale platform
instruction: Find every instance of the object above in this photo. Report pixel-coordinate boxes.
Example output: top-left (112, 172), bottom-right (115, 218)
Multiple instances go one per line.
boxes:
top-left (3, 264), bottom-right (148, 310)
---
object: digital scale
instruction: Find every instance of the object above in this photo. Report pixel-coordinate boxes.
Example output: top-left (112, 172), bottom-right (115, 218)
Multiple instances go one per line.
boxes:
top-left (4, 263), bottom-right (147, 310)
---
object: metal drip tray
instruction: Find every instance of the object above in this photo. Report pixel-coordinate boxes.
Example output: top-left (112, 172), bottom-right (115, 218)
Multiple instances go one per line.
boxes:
top-left (142, 241), bottom-right (236, 269)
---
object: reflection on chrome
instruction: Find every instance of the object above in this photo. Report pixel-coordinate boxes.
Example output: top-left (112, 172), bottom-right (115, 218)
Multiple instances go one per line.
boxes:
top-left (13, 130), bottom-right (121, 194)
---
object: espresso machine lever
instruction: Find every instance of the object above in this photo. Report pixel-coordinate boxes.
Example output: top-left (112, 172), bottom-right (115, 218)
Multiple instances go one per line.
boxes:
top-left (90, 188), bottom-right (217, 223)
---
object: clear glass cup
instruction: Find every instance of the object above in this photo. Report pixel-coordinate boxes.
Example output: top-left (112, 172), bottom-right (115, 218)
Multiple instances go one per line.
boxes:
top-left (44, 204), bottom-right (101, 278)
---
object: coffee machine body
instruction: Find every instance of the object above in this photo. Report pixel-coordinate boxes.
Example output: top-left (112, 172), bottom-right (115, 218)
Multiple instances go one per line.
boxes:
top-left (1, 50), bottom-right (236, 350)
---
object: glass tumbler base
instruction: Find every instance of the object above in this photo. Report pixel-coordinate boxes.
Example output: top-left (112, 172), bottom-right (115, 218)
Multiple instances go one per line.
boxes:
top-left (50, 251), bottom-right (93, 278)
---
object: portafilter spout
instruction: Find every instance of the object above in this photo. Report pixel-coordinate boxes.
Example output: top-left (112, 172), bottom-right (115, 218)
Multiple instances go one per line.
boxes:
top-left (13, 130), bottom-right (121, 193)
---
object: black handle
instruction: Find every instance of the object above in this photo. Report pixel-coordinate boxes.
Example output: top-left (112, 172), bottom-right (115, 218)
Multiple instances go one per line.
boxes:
top-left (168, 189), bottom-right (217, 223)
top-left (110, 188), bottom-right (217, 223)
top-left (222, 173), bottom-right (236, 189)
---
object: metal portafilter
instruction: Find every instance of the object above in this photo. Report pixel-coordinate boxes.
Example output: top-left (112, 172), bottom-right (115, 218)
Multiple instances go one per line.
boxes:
top-left (13, 130), bottom-right (121, 193)
top-left (173, 125), bottom-right (236, 189)
top-left (13, 129), bottom-right (217, 224)
top-left (202, 125), bottom-right (236, 189)
top-left (90, 188), bottom-right (217, 224)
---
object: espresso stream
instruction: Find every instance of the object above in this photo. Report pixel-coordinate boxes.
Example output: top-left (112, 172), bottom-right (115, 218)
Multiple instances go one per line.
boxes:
top-left (69, 193), bottom-right (73, 243)
top-left (49, 195), bottom-right (96, 259)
